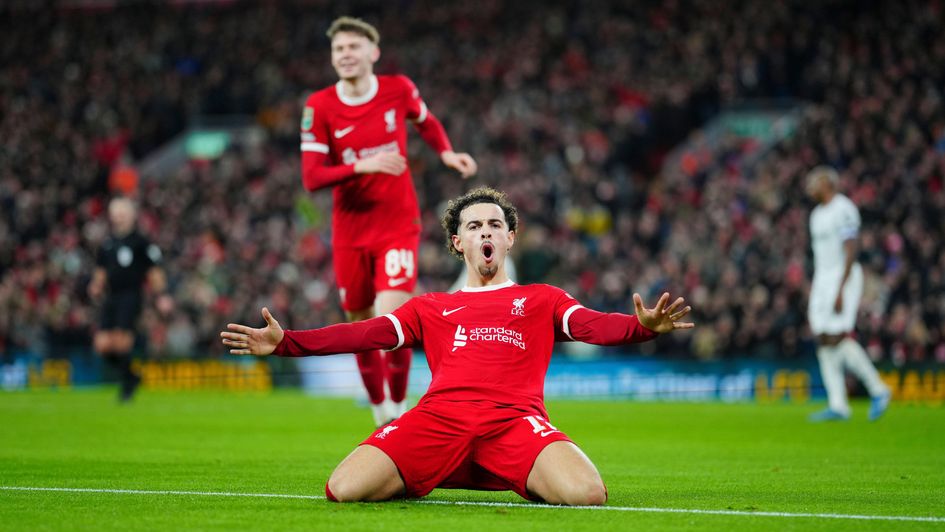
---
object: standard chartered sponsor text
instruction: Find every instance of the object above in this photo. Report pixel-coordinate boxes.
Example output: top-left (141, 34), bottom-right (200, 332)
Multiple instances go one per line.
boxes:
top-left (360, 141), bottom-right (399, 159)
top-left (468, 327), bottom-right (526, 350)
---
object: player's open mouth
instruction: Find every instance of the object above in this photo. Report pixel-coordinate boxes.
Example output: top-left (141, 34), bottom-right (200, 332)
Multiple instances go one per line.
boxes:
top-left (481, 242), bottom-right (495, 264)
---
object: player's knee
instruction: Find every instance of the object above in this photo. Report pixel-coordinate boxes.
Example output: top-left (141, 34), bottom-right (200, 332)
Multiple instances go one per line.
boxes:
top-left (575, 482), bottom-right (607, 506)
top-left (325, 478), bottom-right (354, 502)
top-left (324, 481), bottom-right (339, 503)
top-left (327, 474), bottom-right (377, 503)
top-left (562, 480), bottom-right (607, 506)
top-left (326, 475), bottom-right (358, 502)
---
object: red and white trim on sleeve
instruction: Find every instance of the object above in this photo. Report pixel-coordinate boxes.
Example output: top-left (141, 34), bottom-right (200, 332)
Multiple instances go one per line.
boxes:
top-left (301, 141), bottom-right (329, 153)
top-left (564, 307), bottom-right (659, 346)
top-left (383, 314), bottom-right (405, 351)
top-left (412, 102), bottom-right (428, 123)
top-left (560, 303), bottom-right (585, 340)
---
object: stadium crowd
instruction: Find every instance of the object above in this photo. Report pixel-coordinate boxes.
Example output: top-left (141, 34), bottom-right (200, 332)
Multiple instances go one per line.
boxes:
top-left (1, 0), bottom-right (943, 364)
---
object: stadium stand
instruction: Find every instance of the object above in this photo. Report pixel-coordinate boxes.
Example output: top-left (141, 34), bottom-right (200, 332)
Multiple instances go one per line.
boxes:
top-left (1, 0), bottom-right (943, 365)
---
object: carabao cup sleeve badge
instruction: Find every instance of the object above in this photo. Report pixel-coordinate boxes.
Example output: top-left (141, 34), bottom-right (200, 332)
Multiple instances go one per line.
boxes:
top-left (301, 107), bottom-right (314, 131)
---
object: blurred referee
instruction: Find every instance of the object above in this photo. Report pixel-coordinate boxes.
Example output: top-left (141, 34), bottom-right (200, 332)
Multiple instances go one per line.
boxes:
top-left (88, 197), bottom-right (170, 401)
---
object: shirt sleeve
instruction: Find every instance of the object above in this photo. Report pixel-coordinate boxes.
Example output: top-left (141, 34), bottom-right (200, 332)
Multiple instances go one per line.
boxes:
top-left (300, 94), bottom-right (358, 191)
top-left (400, 75), bottom-right (453, 154)
top-left (551, 285), bottom-right (658, 345)
top-left (399, 75), bottom-right (428, 124)
top-left (551, 286), bottom-right (584, 341)
top-left (145, 244), bottom-right (162, 267)
top-left (388, 296), bottom-right (423, 350)
top-left (565, 308), bottom-right (659, 345)
top-left (837, 198), bottom-right (860, 241)
top-left (300, 94), bottom-right (330, 156)
top-left (273, 316), bottom-right (401, 357)
top-left (140, 235), bottom-right (161, 269)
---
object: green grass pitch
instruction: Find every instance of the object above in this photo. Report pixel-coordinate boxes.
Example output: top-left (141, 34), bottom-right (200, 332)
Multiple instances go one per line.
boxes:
top-left (2, 389), bottom-right (943, 531)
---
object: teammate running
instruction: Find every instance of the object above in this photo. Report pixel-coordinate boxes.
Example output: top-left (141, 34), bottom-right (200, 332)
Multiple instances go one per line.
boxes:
top-left (300, 16), bottom-right (477, 426)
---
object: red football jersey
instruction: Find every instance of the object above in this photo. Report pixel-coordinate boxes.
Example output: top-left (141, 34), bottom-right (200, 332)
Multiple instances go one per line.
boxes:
top-left (387, 281), bottom-right (582, 416)
top-left (274, 282), bottom-right (658, 412)
top-left (300, 75), bottom-right (427, 248)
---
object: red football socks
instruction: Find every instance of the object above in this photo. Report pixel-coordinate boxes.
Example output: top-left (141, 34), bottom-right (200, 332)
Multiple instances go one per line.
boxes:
top-left (386, 348), bottom-right (412, 403)
top-left (355, 350), bottom-right (386, 404)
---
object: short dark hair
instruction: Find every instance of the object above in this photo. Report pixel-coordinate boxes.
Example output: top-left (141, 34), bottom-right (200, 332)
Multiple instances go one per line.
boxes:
top-left (441, 187), bottom-right (518, 259)
top-left (326, 16), bottom-right (380, 44)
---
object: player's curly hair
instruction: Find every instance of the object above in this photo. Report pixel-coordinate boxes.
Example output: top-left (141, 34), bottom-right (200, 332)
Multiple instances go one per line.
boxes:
top-left (326, 16), bottom-right (380, 44)
top-left (441, 187), bottom-right (518, 259)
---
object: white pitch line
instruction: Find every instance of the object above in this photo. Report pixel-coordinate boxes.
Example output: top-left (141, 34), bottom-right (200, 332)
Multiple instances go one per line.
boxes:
top-left (0, 486), bottom-right (323, 500)
top-left (2, 486), bottom-right (943, 523)
top-left (415, 499), bottom-right (945, 523)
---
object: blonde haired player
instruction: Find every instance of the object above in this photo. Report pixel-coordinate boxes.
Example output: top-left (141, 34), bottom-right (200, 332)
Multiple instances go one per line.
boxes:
top-left (300, 16), bottom-right (477, 426)
top-left (806, 166), bottom-right (890, 421)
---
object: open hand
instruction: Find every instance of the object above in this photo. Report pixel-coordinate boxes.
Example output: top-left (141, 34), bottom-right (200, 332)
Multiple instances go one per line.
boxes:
top-left (220, 307), bottom-right (284, 356)
top-left (441, 151), bottom-right (477, 178)
top-left (633, 292), bottom-right (694, 334)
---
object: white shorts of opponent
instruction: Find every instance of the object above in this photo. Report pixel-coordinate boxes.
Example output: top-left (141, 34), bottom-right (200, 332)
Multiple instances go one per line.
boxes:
top-left (807, 263), bottom-right (863, 336)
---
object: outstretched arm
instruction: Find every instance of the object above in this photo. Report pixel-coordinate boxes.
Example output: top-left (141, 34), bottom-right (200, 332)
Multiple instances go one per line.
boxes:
top-left (220, 308), bottom-right (401, 357)
top-left (563, 292), bottom-right (693, 345)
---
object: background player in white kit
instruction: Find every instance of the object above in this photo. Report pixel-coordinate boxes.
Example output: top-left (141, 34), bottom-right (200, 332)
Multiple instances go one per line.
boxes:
top-left (806, 166), bottom-right (890, 422)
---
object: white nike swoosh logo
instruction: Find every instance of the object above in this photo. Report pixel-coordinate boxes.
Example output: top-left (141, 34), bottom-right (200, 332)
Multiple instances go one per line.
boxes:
top-left (388, 277), bottom-right (410, 287)
top-left (334, 126), bottom-right (355, 138)
top-left (540, 430), bottom-right (557, 437)
top-left (442, 306), bottom-right (467, 316)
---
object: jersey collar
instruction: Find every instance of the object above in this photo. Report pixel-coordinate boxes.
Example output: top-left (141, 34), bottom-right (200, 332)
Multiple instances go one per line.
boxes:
top-left (335, 75), bottom-right (378, 106)
top-left (460, 280), bottom-right (516, 292)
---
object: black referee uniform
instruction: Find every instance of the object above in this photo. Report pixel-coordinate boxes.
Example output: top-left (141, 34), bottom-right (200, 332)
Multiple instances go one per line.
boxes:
top-left (96, 230), bottom-right (162, 400)
top-left (97, 230), bottom-right (162, 331)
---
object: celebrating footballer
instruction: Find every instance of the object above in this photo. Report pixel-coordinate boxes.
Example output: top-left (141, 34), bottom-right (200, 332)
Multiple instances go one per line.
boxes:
top-left (222, 187), bottom-right (693, 505)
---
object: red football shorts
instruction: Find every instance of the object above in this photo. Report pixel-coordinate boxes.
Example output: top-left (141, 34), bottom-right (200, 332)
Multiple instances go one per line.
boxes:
top-left (362, 400), bottom-right (573, 500)
top-left (333, 235), bottom-right (419, 312)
